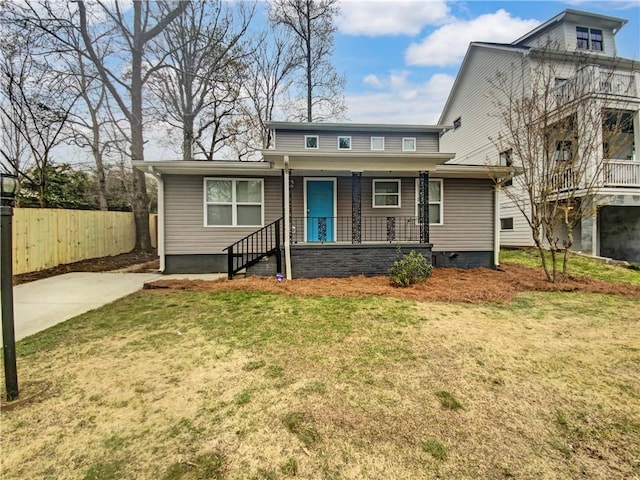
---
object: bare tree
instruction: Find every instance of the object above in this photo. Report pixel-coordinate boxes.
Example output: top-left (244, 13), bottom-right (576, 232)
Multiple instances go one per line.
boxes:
top-left (0, 20), bottom-right (77, 207)
top-left (269, 0), bottom-right (346, 122)
top-left (74, 1), bottom-right (187, 250)
top-left (489, 47), bottom-right (635, 281)
top-left (63, 43), bottom-right (117, 211)
top-left (150, 1), bottom-right (254, 161)
top-left (232, 28), bottom-right (299, 158)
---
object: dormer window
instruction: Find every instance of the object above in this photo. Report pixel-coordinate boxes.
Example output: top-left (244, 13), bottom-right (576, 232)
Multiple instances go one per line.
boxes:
top-left (338, 136), bottom-right (351, 150)
top-left (305, 135), bottom-right (318, 149)
top-left (576, 26), bottom-right (603, 52)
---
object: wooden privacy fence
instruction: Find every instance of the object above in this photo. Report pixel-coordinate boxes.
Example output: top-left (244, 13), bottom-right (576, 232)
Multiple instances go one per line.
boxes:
top-left (11, 208), bottom-right (158, 275)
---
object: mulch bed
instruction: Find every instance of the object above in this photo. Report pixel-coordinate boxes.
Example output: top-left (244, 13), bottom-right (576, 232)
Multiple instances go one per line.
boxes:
top-left (13, 251), bottom-right (159, 285)
top-left (145, 262), bottom-right (640, 304)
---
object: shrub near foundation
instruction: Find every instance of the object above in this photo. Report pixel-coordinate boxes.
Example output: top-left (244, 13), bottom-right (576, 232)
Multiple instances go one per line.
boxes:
top-left (389, 250), bottom-right (433, 287)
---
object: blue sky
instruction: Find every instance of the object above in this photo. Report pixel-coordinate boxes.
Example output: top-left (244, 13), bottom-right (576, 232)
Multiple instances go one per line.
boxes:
top-left (324, 0), bottom-right (640, 124)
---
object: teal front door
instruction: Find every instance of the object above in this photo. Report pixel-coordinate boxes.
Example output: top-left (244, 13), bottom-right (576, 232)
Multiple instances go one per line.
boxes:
top-left (306, 180), bottom-right (334, 242)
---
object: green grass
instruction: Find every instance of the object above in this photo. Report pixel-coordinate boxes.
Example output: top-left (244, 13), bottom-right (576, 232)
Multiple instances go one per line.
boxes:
top-left (3, 289), bottom-right (639, 479)
top-left (501, 248), bottom-right (640, 284)
top-left (422, 438), bottom-right (448, 461)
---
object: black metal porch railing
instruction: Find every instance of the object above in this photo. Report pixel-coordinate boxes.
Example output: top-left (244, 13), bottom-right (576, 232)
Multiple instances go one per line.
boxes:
top-left (290, 216), bottom-right (420, 243)
top-left (223, 218), bottom-right (282, 279)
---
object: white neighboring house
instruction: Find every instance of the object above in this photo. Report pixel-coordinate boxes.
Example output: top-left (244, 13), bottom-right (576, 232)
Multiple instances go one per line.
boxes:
top-left (438, 9), bottom-right (640, 263)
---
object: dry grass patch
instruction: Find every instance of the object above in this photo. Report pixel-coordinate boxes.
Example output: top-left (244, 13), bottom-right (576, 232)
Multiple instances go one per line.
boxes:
top-left (2, 290), bottom-right (639, 479)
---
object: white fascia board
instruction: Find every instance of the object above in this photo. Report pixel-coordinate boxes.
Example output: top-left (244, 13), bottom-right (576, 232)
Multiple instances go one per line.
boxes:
top-left (433, 164), bottom-right (515, 179)
top-left (132, 160), bottom-right (277, 176)
top-left (264, 152), bottom-right (455, 172)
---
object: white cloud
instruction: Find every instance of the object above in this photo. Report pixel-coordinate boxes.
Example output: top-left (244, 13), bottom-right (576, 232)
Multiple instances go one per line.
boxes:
top-left (405, 9), bottom-right (540, 67)
top-left (346, 72), bottom-right (455, 124)
top-left (337, 0), bottom-right (450, 36)
top-left (363, 74), bottom-right (383, 88)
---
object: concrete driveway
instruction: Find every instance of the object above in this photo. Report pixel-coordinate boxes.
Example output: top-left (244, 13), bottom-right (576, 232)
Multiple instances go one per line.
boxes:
top-left (5, 271), bottom-right (227, 341)
top-left (10, 272), bottom-right (162, 341)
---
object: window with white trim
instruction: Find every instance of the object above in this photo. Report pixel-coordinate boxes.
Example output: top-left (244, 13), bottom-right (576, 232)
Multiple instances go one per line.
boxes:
top-left (403, 137), bottom-right (416, 151)
top-left (576, 26), bottom-right (603, 51)
top-left (371, 136), bottom-right (385, 150)
top-left (205, 178), bottom-right (263, 227)
top-left (372, 179), bottom-right (401, 208)
top-left (415, 178), bottom-right (443, 224)
top-left (305, 135), bottom-right (318, 149)
top-left (338, 136), bottom-right (351, 150)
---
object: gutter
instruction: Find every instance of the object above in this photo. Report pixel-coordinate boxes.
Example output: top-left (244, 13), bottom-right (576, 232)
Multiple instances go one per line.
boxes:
top-left (146, 166), bottom-right (165, 273)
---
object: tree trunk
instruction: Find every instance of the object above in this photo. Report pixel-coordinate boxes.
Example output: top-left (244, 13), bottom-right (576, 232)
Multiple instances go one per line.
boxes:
top-left (131, 2), bottom-right (152, 252)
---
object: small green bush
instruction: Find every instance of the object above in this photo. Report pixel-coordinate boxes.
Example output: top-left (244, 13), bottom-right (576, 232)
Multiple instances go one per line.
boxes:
top-left (389, 250), bottom-right (433, 287)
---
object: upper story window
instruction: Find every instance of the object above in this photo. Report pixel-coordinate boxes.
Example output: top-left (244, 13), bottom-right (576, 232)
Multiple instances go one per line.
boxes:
top-left (453, 117), bottom-right (462, 129)
top-left (402, 137), bottom-right (416, 152)
top-left (576, 26), bottom-right (603, 51)
top-left (305, 135), bottom-right (318, 149)
top-left (370, 136), bottom-right (385, 151)
top-left (205, 178), bottom-right (263, 227)
top-left (372, 179), bottom-right (401, 208)
top-left (338, 136), bottom-right (351, 150)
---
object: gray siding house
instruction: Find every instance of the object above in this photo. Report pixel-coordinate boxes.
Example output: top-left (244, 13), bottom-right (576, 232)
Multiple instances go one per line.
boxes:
top-left (135, 122), bottom-right (510, 278)
top-left (439, 9), bottom-right (640, 262)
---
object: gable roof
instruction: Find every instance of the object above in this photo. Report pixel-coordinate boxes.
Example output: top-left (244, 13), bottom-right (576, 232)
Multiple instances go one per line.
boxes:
top-left (512, 9), bottom-right (627, 47)
top-left (437, 42), bottom-right (528, 125)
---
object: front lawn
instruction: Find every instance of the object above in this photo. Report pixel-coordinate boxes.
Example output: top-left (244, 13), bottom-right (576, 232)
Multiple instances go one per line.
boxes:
top-left (2, 289), bottom-right (639, 479)
top-left (501, 248), bottom-right (640, 285)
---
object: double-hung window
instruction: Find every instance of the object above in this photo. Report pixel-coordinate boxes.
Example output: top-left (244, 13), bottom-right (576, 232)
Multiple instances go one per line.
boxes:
top-left (576, 26), bottom-right (603, 51)
top-left (205, 178), bottom-right (263, 227)
top-left (372, 179), bottom-right (401, 208)
top-left (415, 178), bottom-right (443, 225)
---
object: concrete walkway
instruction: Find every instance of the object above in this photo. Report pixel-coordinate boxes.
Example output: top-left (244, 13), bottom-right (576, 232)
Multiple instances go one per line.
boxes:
top-left (9, 272), bottom-right (225, 341)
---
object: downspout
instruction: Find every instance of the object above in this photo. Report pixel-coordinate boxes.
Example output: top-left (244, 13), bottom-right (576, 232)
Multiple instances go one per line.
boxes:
top-left (494, 183), bottom-right (500, 268)
top-left (283, 156), bottom-right (292, 280)
top-left (147, 167), bottom-right (165, 273)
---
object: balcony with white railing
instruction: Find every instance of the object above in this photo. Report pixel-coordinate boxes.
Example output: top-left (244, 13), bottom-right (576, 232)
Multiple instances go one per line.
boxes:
top-left (554, 66), bottom-right (638, 107)
top-left (602, 160), bottom-right (640, 187)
